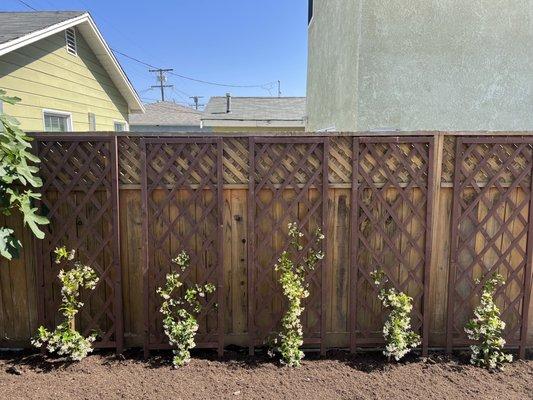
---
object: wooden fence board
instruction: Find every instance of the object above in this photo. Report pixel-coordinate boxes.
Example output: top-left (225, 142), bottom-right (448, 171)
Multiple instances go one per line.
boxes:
top-left (0, 132), bottom-right (532, 353)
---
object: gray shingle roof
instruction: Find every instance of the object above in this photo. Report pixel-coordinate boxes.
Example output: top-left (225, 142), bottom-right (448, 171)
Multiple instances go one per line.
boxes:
top-left (129, 101), bottom-right (202, 126)
top-left (202, 97), bottom-right (306, 122)
top-left (0, 11), bottom-right (86, 45)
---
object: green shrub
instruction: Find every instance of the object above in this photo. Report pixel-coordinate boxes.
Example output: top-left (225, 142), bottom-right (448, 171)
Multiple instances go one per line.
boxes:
top-left (269, 222), bottom-right (324, 367)
top-left (31, 247), bottom-right (99, 361)
top-left (464, 273), bottom-right (513, 370)
top-left (371, 269), bottom-right (420, 361)
top-left (0, 89), bottom-right (48, 260)
top-left (157, 251), bottom-right (216, 367)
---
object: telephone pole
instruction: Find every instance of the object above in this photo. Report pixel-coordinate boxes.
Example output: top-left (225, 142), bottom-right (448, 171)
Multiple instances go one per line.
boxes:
top-left (149, 68), bottom-right (173, 101)
top-left (189, 96), bottom-right (204, 110)
top-left (277, 80), bottom-right (281, 97)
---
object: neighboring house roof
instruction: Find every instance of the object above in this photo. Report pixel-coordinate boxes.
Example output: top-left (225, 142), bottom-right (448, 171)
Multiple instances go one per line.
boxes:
top-left (129, 101), bottom-right (202, 126)
top-left (0, 11), bottom-right (144, 113)
top-left (202, 96), bottom-right (306, 127)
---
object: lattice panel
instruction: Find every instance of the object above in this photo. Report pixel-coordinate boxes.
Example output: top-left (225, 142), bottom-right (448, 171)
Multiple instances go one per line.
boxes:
top-left (447, 138), bottom-right (533, 356)
top-left (223, 137), bottom-right (248, 184)
top-left (351, 137), bottom-right (433, 355)
top-left (34, 137), bottom-right (123, 350)
top-left (141, 138), bottom-right (223, 355)
top-left (118, 136), bottom-right (142, 185)
top-left (248, 138), bottom-right (328, 354)
top-left (115, 135), bottom-right (434, 186)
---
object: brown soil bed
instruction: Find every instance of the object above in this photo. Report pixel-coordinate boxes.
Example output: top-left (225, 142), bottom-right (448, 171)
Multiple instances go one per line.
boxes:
top-left (0, 349), bottom-right (531, 400)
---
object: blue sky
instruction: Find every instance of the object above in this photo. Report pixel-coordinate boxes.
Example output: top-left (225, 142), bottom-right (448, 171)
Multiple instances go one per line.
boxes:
top-left (5, 0), bottom-right (309, 107)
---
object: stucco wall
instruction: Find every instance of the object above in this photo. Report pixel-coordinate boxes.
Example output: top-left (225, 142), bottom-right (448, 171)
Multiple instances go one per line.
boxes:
top-left (0, 29), bottom-right (129, 131)
top-left (306, 0), bottom-right (360, 131)
top-left (307, 0), bottom-right (533, 131)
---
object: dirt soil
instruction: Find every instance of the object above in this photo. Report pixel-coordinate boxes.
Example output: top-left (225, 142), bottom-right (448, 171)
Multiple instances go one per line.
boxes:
top-left (0, 349), bottom-right (531, 400)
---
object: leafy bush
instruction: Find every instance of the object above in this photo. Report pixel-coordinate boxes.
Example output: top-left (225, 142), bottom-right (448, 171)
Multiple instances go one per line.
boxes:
top-left (157, 251), bottom-right (216, 367)
top-left (269, 222), bottom-right (324, 367)
top-left (0, 89), bottom-right (48, 260)
top-left (31, 247), bottom-right (99, 361)
top-left (371, 269), bottom-right (420, 361)
top-left (464, 273), bottom-right (513, 370)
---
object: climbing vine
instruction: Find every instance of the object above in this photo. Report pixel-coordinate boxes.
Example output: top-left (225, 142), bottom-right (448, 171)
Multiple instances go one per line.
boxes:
top-left (0, 89), bottom-right (48, 260)
top-left (464, 273), bottom-right (513, 370)
top-left (31, 247), bottom-right (99, 361)
top-left (371, 269), bottom-right (421, 361)
top-left (269, 222), bottom-right (324, 367)
top-left (157, 251), bottom-right (216, 367)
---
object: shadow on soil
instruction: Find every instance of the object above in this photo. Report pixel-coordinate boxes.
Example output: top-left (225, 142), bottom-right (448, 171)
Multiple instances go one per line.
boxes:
top-left (2, 346), bottom-right (526, 374)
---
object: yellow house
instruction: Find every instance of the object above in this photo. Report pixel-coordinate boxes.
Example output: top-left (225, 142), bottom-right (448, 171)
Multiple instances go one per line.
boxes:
top-left (0, 11), bottom-right (144, 132)
top-left (201, 94), bottom-right (306, 132)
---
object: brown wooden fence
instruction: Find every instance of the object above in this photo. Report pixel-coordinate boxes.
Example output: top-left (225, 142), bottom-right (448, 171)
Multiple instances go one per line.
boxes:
top-left (0, 132), bottom-right (532, 358)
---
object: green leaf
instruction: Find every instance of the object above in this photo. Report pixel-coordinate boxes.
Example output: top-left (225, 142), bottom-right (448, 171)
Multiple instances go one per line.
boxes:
top-left (0, 227), bottom-right (21, 260)
top-left (0, 89), bottom-right (47, 259)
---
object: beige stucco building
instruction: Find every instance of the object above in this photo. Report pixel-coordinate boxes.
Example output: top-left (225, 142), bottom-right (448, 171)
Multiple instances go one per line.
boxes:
top-left (306, 0), bottom-right (533, 132)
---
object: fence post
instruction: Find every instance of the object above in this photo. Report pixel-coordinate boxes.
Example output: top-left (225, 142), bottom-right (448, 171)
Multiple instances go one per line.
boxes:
top-left (247, 137), bottom-right (255, 356)
top-left (424, 133), bottom-right (444, 356)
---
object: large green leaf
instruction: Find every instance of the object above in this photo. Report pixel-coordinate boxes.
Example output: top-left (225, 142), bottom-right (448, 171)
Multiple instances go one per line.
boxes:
top-left (0, 89), bottom-right (48, 260)
top-left (0, 227), bottom-right (21, 260)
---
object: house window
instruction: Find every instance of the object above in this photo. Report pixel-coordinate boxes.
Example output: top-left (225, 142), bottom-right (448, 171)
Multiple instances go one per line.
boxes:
top-left (114, 121), bottom-right (126, 132)
top-left (308, 0), bottom-right (313, 24)
top-left (88, 113), bottom-right (96, 130)
top-left (65, 28), bottom-right (77, 55)
top-left (43, 111), bottom-right (72, 132)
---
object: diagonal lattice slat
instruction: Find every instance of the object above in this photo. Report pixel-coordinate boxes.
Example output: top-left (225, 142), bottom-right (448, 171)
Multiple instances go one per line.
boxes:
top-left (447, 138), bottom-right (533, 357)
top-left (351, 137), bottom-right (433, 355)
top-left (248, 138), bottom-right (328, 354)
top-left (34, 137), bottom-right (123, 351)
top-left (141, 138), bottom-right (224, 356)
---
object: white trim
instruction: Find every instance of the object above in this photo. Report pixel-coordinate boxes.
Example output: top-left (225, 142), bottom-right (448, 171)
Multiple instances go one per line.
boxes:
top-left (0, 13), bottom-right (88, 56)
top-left (0, 13), bottom-right (145, 113)
top-left (42, 108), bottom-right (74, 131)
top-left (113, 120), bottom-right (128, 132)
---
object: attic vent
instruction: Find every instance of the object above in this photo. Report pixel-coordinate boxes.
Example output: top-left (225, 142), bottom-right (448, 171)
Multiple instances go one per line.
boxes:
top-left (65, 28), bottom-right (77, 55)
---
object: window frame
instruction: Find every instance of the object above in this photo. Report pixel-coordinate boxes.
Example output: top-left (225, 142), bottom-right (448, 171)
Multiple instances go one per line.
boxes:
top-left (113, 121), bottom-right (128, 132)
top-left (42, 109), bottom-right (74, 132)
top-left (88, 112), bottom-right (96, 131)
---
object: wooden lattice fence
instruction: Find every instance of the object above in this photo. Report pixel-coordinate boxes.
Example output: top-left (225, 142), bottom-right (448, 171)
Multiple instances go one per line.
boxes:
top-left (0, 132), bottom-right (531, 358)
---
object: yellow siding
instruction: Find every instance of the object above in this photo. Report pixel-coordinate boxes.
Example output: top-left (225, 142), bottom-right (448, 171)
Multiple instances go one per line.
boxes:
top-left (0, 29), bottom-right (129, 131)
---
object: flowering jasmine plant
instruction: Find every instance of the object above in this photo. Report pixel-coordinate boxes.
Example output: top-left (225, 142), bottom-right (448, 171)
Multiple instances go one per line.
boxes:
top-left (370, 269), bottom-right (420, 361)
top-left (464, 273), bottom-right (512, 370)
top-left (270, 222), bottom-right (324, 367)
top-left (157, 251), bottom-right (216, 367)
top-left (31, 247), bottom-right (99, 361)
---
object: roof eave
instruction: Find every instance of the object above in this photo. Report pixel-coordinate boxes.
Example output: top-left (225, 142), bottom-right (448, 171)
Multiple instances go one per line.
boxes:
top-left (0, 12), bottom-right (145, 113)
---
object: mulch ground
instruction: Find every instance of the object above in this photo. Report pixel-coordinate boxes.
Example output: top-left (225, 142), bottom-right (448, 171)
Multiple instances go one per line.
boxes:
top-left (0, 348), bottom-right (531, 400)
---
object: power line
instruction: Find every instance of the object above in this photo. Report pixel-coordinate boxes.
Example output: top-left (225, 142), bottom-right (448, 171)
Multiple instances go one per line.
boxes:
top-left (16, 0), bottom-right (280, 93)
top-left (149, 68), bottom-right (173, 102)
top-left (111, 48), bottom-right (277, 89)
top-left (189, 96), bottom-right (204, 110)
top-left (16, 0), bottom-right (37, 10)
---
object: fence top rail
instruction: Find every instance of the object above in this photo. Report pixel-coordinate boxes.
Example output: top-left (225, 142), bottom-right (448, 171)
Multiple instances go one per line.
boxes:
top-left (28, 131), bottom-right (533, 139)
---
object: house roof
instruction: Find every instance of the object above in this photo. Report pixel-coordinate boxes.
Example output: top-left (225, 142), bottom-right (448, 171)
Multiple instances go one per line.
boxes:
top-left (202, 96), bottom-right (306, 127)
top-left (129, 102), bottom-right (202, 126)
top-left (0, 11), bottom-right (144, 113)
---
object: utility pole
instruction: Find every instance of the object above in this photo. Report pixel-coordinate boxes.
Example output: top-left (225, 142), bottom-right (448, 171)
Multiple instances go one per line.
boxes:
top-left (277, 80), bottom-right (281, 97)
top-left (149, 68), bottom-right (173, 101)
top-left (189, 96), bottom-right (204, 110)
